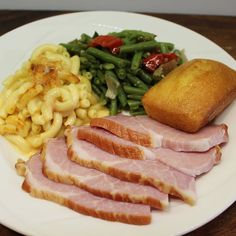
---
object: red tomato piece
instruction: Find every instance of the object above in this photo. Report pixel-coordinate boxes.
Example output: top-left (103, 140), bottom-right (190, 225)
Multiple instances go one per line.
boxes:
top-left (143, 53), bottom-right (178, 72)
top-left (90, 35), bottom-right (123, 51)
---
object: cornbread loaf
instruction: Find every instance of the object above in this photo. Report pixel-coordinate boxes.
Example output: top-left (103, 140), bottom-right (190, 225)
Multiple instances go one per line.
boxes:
top-left (142, 59), bottom-right (236, 133)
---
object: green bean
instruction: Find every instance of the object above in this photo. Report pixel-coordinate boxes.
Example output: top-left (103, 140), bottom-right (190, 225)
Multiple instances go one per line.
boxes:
top-left (122, 81), bottom-right (132, 86)
top-left (160, 43), bottom-right (169, 53)
top-left (62, 30), bottom-right (181, 116)
top-left (100, 95), bottom-right (109, 105)
top-left (80, 33), bottom-right (92, 43)
top-left (87, 47), bottom-right (130, 68)
top-left (80, 56), bottom-right (89, 65)
top-left (100, 85), bottom-right (107, 95)
top-left (85, 54), bottom-right (98, 64)
top-left (92, 84), bottom-right (102, 96)
top-left (89, 68), bottom-right (97, 77)
top-left (127, 100), bottom-right (142, 107)
top-left (97, 70), bottom-right (106, 84)
top-left (174, 49), bottom-right (187, 65)
top-left (82, 71), bottom-right (93, 80)
top-left (96, 85), bottom-right (109, 105)
top-left (80, 50), bottom-right (87, 57)
top-left (130, 105), bottom-right (140, 111)
top-left (60, 43), bottom-right (86, 55)
top-left (127, 74), bottom-right (149, 90)
top-left (153, 67), bottom-right (164, 82)
top-left (137, 69), bottom-right (153, 84)
top-left (159, 42), bottom-right (174, 52)
top-left (105, 71), bottom-right (119, 82)
top-left (117, 86), bottom-right (127, 107)
top-left (115, 68), bottom-right (126, 80)
top-left (131, 51), bottom-right (143, 71)
top-left (102, 63), bottom-right (115, 70)
top-left (110, 99), bottom-right (118, 115)
top-left (90, 63), bottom-right (100, 69)
top-left (127, 94), bottom-right (142, 100)
top-left (119, 40), bottom-right (159, 54)
top-left (123, 38), bottom-right (136, 45)
top-left (79, 64), bottom-right (87, 70)
top-left (93, 77), bottom-right (102, 85)
top-left (81, 52), bottom-right (99, 66)
top-left (110, 30), bottom-right (156, 41)
top-left (130, 108), bottom-right (146, 116)
top-left (123, 85), bottom-right (147, 95)
top-left (143, 52), bottom-right (151, 58)
top-left (92, 31), bottom-right (99, 38)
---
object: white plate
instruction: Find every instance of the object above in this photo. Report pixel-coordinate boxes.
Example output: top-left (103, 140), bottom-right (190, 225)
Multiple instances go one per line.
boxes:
top-left (0, 11), bottom-right (235, 236)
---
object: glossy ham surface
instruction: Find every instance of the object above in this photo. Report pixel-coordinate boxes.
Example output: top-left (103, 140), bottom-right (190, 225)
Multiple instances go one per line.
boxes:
top-left (43, 138), bottom-right (168, 209)
top-left (77, 126), bottom-right (145, 160)
top-left (22, 154), bottom-right (151, 225)
top-left (77, 126), bottom-right (221, 176)
top-left (90, 114), bottom-right (228, 152)
top-left (66, 126), bottom-right (197, 205)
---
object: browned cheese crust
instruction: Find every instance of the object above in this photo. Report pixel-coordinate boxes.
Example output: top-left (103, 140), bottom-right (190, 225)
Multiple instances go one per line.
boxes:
top-left (142, 59), bottom-right (236, 133)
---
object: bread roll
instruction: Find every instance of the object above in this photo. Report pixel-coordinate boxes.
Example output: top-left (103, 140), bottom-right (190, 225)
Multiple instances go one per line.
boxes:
top-left (142, 59), bottom-right (236, 133)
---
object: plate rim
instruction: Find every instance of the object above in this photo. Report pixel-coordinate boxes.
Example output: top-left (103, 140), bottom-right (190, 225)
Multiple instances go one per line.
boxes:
top-left (0, 10), bottom-right (235, 236)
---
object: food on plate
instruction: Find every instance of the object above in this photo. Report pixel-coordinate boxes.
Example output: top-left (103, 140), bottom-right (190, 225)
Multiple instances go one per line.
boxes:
top-left (5, 30), bottom-right (232, 226)
top-left (90, 114), bottom-right (228, 152)
top-left (20, 108), bottom-right (229, 224)
top-left (23, 154), bottom-right (151, 225)
top-left (142, 59), bottom-right (236, 132)
top-left (65, 126), bottom-right (197, 205)
top-left (15, 158), bottom-right (27, 176)
top-left (0, 29), bottom-right (187, 155)
top-left (77, 126), bottom-right (221, 176)
top-left (0, 44), bottom-right (108, 155)
top-left (61, 30), bottom-right (186, 115)
top-left (20, 113), bottom-right (229, 224)
top-left (43, 137), bottom-right (168, 209)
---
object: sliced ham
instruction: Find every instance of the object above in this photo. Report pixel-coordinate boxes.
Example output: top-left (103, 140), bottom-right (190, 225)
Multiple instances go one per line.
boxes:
top-left (90, 114), bottom-right (228, 152)
top-left (66, 126), bottom-right (197, 205)
top-left (77, 126), bottom-right (221, 176)
top-left (22, 154), bottom-right (151, 225)
top-left (43, 137), bottom-right (168, 209)
top-left (77, 126), bottom-right (145, 160)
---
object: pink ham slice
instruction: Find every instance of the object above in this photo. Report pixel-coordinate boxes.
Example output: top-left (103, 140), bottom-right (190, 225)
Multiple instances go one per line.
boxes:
top-left (43, 137), bottom-right (168, 209)
top-left (90, 114), bottom-right (228, 152)
top-left (77, 126), bottom-right (221, 177)
top-left (66, 126), bottom-right (197, 205)
top-left (22, 154), bottom-right (151, 225)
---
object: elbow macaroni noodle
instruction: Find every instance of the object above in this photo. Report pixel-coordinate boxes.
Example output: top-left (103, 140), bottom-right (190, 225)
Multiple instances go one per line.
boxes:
top-left (0, 44), bottom-right (109, 156)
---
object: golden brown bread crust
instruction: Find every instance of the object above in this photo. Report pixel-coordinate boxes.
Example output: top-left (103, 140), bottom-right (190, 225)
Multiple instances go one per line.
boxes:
top-left (142, 59), bottom-right (236, 133)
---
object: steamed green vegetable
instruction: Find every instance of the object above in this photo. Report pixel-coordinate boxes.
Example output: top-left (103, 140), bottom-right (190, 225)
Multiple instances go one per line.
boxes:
top-left (61, 29), bottom-right (186, 115)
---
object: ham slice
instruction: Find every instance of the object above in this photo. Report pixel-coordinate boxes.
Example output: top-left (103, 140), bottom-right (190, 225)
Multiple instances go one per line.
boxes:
top-left (22, 154), bottom-right (151, 225)
top-left (66, 126), bottom-right (197, 205)
top-left (77, 126), bottom-right (221, 176)
top-left (90, 114), bottom-right (228, 152)
top-left (43, 138), bottom-right (168, 209)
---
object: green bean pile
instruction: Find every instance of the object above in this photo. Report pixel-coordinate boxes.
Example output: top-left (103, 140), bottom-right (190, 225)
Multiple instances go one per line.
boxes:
top-left (61, 30), bottom-right (185, 115)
